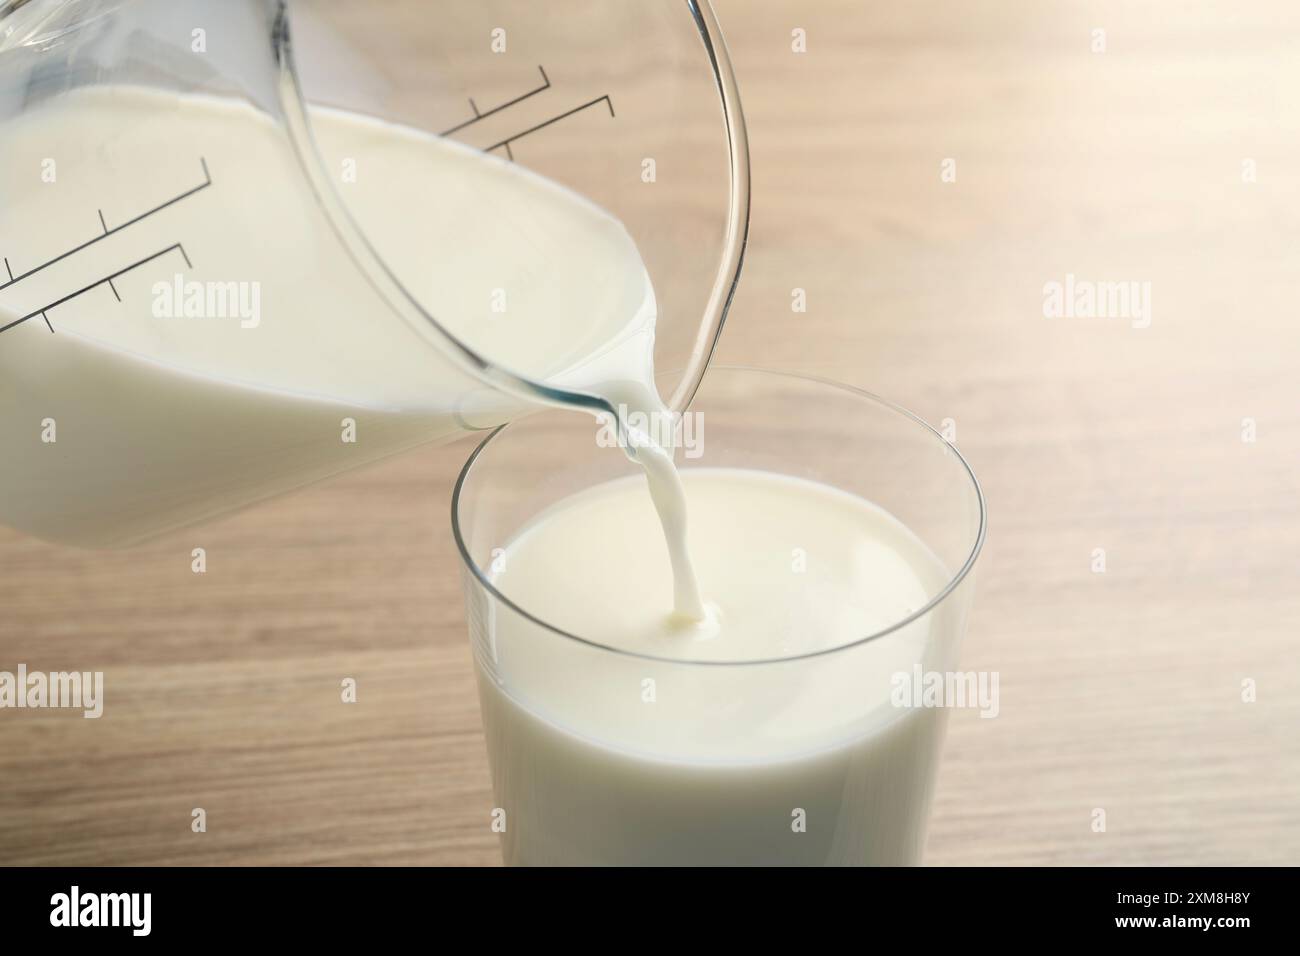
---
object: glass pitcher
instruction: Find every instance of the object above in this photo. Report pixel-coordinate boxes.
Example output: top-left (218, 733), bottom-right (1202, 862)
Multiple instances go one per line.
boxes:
top-left (0, 0), bottom-right (749, 546)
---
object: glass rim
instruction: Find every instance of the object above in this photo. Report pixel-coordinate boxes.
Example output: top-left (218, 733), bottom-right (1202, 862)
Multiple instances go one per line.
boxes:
top-left (451, 365), bottom-right (987, 667)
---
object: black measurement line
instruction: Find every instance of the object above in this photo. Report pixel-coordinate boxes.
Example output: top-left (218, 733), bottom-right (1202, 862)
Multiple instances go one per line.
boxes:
top-left (107, 278), bottom-right (120, 302)
top-left (98, 209), bottom-right (108, 234)
top-left (485, 94), bottom-right (615, 159)
top-left (41, 311), bottom-right (53, 333)
top-left (440, 65), bottom-right (550, 136)
top-left (0, 243), bottom-right (188, 336)
top-left (0, 158), bottom-right (210, 292)
top-left (3, 257), bottom-right (11, 281)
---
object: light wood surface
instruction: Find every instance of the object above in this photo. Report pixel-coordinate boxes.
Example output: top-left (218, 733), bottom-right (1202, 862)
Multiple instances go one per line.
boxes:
top-left (2, 0), bottom-right (1298, 866)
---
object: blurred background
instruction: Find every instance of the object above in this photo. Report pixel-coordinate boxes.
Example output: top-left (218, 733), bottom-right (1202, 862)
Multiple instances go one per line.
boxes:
top-left (1, 0), bottom-right (1297, 864)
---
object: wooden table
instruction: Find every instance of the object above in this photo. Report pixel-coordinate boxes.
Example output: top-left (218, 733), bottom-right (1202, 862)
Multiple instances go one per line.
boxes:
top-left (2, 0), bottom-right (1297, 865)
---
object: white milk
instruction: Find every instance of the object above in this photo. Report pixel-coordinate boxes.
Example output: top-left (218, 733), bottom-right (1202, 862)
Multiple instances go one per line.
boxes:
top-left (0, 87), bottom-right (680, 552)
top-left (472, 468), bottom-right (957, 865)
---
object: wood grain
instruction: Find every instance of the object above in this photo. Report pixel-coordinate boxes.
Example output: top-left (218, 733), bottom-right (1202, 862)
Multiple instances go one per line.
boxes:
top-left (2, 0), bottom-right (1297, 865)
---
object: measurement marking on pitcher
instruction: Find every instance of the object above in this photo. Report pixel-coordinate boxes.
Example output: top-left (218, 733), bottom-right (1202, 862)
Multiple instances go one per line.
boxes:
top-left (487, 95), bottom-right (615, 162)
top-left (440, 65), bottom-right (551, 137)
top-left (0, 157), bottom-right (210, 292)
top-left (0, 243), bottom-right (190, 335)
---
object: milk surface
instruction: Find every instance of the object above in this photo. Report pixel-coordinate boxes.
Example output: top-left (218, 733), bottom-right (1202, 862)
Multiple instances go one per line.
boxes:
top-left (472, 467), bottom-right (957, 865)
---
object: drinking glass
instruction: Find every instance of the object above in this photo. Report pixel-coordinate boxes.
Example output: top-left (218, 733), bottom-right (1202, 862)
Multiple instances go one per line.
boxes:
top-left (453, 366), bottom-right (986, 866)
